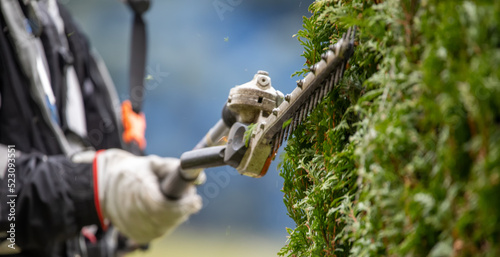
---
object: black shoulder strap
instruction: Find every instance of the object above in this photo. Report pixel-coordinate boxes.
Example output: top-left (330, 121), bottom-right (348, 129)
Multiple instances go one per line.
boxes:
top-left (126, 0), bottom-right (150, 114)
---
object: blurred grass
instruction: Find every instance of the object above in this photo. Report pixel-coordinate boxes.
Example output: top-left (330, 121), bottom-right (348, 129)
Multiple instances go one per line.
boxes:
top-left (127, 228), bottom-right (284, 257)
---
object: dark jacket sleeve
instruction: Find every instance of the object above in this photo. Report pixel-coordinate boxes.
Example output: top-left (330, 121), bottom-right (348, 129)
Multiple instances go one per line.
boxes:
top-left (0, 150), bottom-right (100, 253)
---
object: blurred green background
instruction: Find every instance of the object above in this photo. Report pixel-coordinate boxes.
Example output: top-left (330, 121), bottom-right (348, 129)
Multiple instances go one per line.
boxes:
top-left (62, 0), bottom-right (312, 255)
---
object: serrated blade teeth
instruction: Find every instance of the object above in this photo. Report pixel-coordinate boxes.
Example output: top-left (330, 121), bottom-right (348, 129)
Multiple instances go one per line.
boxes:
top-left (314, 89), bottom-right (321, 107)
top-left (318, 89), bottom-right (324, 105)
top-left (260, 27), bottom-right (357, 152)
top-left (350, 26), bottom-right (357, 43)
top-left (311, 91), bottom-right (317, 112)
top-left (298, 104), bottom-right (305, 126)
top-left (291, 117), bottom-right (296, 136)
top-left (283, 121), bottom-right (290, 140)
top-left (278, 127), bottom-right (285, 146)
top-left (327, 72), bottom-right (335, 93)
top-left (302, 100), bottom-right (310, 121)
top-left (290, 113), bottom-right (298, 137)
top-left (320, 82), bottom-right (327, 101)
top-left (272, 133), bottom-right (279, 152)
top-left (340, 60), bottom-right (346, 78)
top-left (307, 92), bottom-right (315, 114)
top-left (323, 76), bottom-right (331, 97)
top-left (309, 95), bottom-right (315, 113)
top-left (334, 65), bottom-right (342, 85)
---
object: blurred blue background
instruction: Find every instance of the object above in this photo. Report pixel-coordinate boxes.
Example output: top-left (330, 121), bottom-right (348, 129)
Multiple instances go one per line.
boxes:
top-left (64, 0), bottom-right (312, 255)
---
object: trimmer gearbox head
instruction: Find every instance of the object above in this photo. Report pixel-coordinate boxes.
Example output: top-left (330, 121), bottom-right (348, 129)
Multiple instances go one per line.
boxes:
top-left (226, 70), bottom-right (284, 124)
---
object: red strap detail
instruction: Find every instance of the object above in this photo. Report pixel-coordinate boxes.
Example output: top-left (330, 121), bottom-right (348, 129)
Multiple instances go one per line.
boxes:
top-left (93, 150), bottom-right (108, 230)
top-left (121, 100), bottom-right (147, 149)
top-left (81, 227), bottom-right (97, 244)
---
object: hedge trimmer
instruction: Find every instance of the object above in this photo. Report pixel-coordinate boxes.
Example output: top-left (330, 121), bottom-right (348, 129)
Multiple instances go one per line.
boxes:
top-left (161, 27), bottom-right (357, 199)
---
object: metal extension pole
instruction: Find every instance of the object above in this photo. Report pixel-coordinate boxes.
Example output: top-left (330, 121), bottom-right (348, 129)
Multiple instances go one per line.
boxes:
top-left (160, 146), bottom-right (227, 199)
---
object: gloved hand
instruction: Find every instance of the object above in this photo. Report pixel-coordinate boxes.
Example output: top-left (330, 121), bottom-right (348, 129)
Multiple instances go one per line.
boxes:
top-left (74, 149), bottom-right (202, 244)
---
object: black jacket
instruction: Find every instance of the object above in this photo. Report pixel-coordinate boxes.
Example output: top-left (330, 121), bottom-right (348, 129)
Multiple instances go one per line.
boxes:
top-left (0, 2), bottom-right (125, 256)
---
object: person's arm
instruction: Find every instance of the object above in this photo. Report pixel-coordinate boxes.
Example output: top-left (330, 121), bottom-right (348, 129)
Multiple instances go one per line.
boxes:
top-left (0, 146), bottom-right (202, 253)
top-left (0, 144), bottom-right (99, 252)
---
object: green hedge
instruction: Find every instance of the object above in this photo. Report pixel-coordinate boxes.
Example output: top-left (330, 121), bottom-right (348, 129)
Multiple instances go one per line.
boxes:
top-left (279, 1), bottom-right (500, 256)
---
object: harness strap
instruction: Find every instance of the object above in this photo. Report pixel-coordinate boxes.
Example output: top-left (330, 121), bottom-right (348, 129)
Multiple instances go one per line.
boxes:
top-left (122, 0), bottom-right (150, 153)
top-left (128, 1), bottom-right (149, 113)
top-left (0, 0), bottom-right (72, 155)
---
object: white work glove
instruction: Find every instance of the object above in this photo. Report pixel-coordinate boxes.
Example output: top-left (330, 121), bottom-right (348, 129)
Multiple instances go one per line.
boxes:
top-left (78, 149), bottom-right (202, 244)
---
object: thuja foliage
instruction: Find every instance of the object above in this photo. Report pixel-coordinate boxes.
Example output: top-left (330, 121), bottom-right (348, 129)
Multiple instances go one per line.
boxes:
top-left (279, 0), bottom-right (500, 256)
